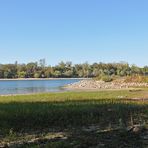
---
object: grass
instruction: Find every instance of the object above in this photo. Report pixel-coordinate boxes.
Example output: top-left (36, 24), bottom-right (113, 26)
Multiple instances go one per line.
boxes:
top-left (1, 88), bottom-right (148, 102)
top-left (0, 89), bottom-right (148, 147)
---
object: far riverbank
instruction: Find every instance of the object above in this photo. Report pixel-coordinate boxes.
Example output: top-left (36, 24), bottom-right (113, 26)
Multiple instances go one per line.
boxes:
top-left (0, 78), bottom-right (91, 81)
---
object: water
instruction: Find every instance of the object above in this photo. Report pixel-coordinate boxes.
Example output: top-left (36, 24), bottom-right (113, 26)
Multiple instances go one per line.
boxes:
top-left (0, 79), bottom-right (82, 95)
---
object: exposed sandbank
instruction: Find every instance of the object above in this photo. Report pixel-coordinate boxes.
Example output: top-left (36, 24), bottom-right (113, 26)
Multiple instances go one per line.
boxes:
top-left (65, 79), bottom-right (148, 90)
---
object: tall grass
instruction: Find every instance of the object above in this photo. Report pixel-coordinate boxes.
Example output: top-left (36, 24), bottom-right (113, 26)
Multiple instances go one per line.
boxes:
top-left (124, 75), bottom-right (148, 83)
top-left (0, 91), bottom-right (147, 134)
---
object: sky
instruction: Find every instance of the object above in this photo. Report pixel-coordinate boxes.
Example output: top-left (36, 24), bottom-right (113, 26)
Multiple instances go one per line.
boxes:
top-left (0, 0), bottom-right (148, 67)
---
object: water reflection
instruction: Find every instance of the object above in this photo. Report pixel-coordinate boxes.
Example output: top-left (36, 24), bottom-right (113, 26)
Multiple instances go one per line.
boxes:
top-left (0, 79), bottom-right (81, 95)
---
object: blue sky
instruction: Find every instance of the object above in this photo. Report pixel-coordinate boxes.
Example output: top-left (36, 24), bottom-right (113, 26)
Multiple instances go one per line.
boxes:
top-left (0, 0), bottom-right (148, 66)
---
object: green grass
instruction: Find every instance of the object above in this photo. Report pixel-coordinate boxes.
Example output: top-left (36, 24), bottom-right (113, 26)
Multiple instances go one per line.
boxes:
top-left (1, 89), bottom-right (148, 103)
top-left (0, 90), bottom-right (147, 130)
top-left (0, 90), bottom-right (147, 147)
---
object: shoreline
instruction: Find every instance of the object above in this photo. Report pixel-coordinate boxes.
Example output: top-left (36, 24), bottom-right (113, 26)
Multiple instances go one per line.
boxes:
top-left (0, 87), bottom-right (135, 97)
top-left (1, 79), bottom-right (147, 96)
top-left (0, 86), bottom-right (134, 97)
top-left (0, 78), bottom-right (91, 81)
top-left (65, 79), bottom-right (148, 90)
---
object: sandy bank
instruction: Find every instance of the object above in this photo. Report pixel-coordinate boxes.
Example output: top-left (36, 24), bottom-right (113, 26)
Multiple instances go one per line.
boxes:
top-left (65, 80), bottom-right (148, 90)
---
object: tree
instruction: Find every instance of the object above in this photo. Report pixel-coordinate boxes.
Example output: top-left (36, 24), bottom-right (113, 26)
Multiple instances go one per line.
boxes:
top-left (34, 72), bottom-right (41, 78)
top-left (0, 60), bottom-right (146, 79)
top-left (53, 70), bottom-right (62, 78)
top-left (26, 62), bottom-right (38, 78)
top-left (39, 59), bottom-right (46, 68)
top-left (18, 71), bottom-right (26, 78)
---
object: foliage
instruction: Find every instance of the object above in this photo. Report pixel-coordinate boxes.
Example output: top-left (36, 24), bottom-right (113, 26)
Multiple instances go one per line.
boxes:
top-left (95, 74), bottom-right (113, 82)
top-left (0, 60), bottom-right (148, 78)
top-left (101, 75), bottom-right (113, 82)
top-left (124, 75), bottom-right (148, 83)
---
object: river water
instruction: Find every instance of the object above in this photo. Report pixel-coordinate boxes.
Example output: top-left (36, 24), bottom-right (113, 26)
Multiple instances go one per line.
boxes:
top-left (0, 79), bottom-right (81, 95)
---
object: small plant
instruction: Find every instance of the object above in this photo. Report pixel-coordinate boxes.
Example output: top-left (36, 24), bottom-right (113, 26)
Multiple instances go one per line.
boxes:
top-left (101, 75), bottom-right (113, 82)
top-left (94, 74), bottom-right (113, 82)
top-left (6, 128), bottom-right (17, 140)
top-left (119, 118), bottom-right (126, 130)
top-left (9, 129), bottom-right (16, 137)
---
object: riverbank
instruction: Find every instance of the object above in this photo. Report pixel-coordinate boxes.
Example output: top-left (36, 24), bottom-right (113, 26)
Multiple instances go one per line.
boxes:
top-left (0, 78), bottom-right (90, 81)
top-left (65, 79), bottom-right (148, 90)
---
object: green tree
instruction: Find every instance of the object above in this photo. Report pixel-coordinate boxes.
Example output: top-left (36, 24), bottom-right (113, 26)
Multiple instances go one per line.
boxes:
top-left (18, 71), bottom-right (27, 78)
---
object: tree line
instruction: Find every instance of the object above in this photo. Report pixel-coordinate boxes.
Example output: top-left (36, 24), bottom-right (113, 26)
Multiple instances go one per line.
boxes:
top-left (0, 59), bottom-right (148, 79)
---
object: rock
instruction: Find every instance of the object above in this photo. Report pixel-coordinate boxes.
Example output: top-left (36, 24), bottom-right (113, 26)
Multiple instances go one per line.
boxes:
top-left (65, 80), bottom-right (148, 90)
top-left (127, 125), bottom-right (145, 134)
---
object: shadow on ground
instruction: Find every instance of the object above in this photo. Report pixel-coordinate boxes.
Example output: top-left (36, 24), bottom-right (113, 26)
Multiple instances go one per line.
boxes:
top-left (0, 100), bottom-right (147, 147)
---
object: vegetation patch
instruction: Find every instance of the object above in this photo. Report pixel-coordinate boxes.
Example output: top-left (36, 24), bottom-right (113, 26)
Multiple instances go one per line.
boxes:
top-left (0, 61), bottom-right (148, 79)
top-left (0, 91), bottom-right (147, 147)
top-left (95, 74), bottom-right (113, 82)
top-left (124, 75), bottom-right (148, 83)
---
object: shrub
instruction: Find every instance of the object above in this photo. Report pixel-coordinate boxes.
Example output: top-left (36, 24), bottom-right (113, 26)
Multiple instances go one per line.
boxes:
top-left (101, 75), bottom-right (113, 82)
top-left (124, 75), bottom-right (148, 83)
top-left (94, 75), bottom-right (113, 82)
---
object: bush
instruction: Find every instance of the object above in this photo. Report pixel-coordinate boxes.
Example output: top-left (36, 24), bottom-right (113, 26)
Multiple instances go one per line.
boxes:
top-left (124, 75), bottom-right (148, 83)
top-left (34, 73), bottom-right (41, 78)
top-left (101, 75), bottom-right (113, 82)
top-left (94, 75), bottom-right (113, 82)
